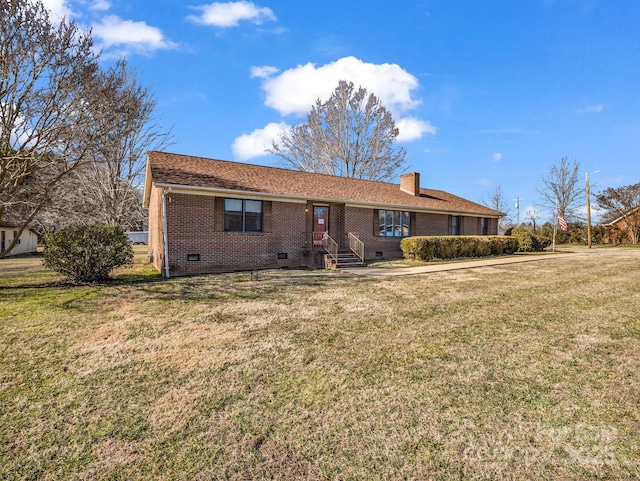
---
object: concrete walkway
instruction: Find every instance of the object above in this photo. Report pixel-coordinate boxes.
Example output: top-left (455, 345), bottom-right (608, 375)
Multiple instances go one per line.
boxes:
top-left (341, 250), bottom-right (587, 277)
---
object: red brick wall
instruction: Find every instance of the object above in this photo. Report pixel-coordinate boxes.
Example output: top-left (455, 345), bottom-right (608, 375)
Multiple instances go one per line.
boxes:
top-left (462, 217), bottom-right (499, 236)
top-left (489, 217), bottom-right (498, 235)
top-left (345, 206), bottom-right (400, 259)
top-left (344, 207), bottom-right (455, 260)
top-left (344, 209), bottom-right (498, 260)
top-left (151, 189), bottom-right (501, 275)
top-left (415, 212), bottom-right (449, 236)
top-left (462, 216), bottom-right (477, 236)
top-left (164, 193), bottom-right (308, 275)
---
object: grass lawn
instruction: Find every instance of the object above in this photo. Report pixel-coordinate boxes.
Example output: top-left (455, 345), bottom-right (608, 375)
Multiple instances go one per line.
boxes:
top-left (1, 247), bottom-right (639, 479)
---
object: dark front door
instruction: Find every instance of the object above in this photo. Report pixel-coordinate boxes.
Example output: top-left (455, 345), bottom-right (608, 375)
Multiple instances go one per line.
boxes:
top-left (313, 206), bottom-right (329, 246)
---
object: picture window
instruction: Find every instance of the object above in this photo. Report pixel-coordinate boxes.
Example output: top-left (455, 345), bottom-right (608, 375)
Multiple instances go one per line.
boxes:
top-left (378, 210), bottom-right (410, 237)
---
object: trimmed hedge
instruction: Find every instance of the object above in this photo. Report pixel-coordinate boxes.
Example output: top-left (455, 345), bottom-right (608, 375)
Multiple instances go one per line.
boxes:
top-left (400, 236), bottom-right (519, 261)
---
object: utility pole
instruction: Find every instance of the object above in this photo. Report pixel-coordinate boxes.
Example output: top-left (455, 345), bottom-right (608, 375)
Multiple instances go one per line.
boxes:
top-left (514, 197), bottom-right (524, 226)
top-left (586, 170), bottom-right (600, 248)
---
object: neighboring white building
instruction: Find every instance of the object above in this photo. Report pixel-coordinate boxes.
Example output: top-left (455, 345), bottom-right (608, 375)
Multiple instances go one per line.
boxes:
top-left (0, 222), bottom-right (38, 256)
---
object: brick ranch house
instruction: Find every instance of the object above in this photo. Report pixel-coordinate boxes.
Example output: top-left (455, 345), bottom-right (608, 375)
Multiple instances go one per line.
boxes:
top-left (143, 151), bottom-right (503, 276)
top-left (603, 207), bottom-right (640, 244)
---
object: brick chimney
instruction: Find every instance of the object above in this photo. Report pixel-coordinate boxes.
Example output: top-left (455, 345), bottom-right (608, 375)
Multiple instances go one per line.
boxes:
top-left (400, 172), bottom-right (420, 196)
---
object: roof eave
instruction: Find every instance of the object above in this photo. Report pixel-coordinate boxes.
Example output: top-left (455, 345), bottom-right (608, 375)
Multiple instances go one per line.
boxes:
top-left (142, 155), bottom-right (151, 208)
top-left (603, 206), bottom-right (640, 226)
top-left (152, 182), bottom-right (503, 218)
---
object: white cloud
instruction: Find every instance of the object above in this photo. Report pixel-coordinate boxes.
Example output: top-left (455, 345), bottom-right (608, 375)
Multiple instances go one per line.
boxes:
top-left (474, 178), bottom-right (491, 186)
top-left (232, 122), bottom-right (290, 161)
top-left (396, 117), bottom-right (436, 142)
top-left (39, 0), bottom-right (73, 19)
top-left (92, 15), bottom-right (176, 54)
top-left (493, 152), bottom-right (503, 162)
top-left (187, 1), bottom-right (276, 27)
top-left (577, 104), bottom-right (605, 113)
top-left (250, 65), bottom-right (279, 79)
top-left (255, 56), bottom-right (422, 117)
top-left (91, 0), bottom-right (111, 11)
top-left (237, 57), bottom-right (433, 160)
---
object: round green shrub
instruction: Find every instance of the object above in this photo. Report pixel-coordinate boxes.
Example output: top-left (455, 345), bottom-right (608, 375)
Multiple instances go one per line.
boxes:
top-left (511, 227), bottom-right (535, 252)
top-left (510, 226), bottom-right (551, 252)
top-left (42, 223), bottom-right (133, 283)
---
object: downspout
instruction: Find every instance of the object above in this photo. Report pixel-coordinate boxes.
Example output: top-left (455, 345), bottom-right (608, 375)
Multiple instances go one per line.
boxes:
top-left (162, 187), bottom-right (172, 278)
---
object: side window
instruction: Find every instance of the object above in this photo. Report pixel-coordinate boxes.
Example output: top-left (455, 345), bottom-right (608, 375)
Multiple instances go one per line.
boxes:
top-left (481, 218), bottom-right (488, 235)
top-left (224, 199), bottom-right (263, 232)
top-left (244, 200), bottom-right (263, 232)
top-left (224, 199), bottom-right (243, 231)
top-left (451, 216), bottom-right (460, 235)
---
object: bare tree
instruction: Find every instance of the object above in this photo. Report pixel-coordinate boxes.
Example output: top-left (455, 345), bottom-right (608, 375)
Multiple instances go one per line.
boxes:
top-left (0, 0), bottom-right (108, 256)
top-left (597, 183), bottom-right (640, 244)
top-left (1, 2), bottom-right (172, 252)
top-left (33, 59), bottom-right (173, 232)
top-left (481, 185), bottom-right (512, 226)
top-left (270, 80), bottom-right (407, 182)
top-left (537, 157), bottom-right (583, 220)
top-left (33, 165), bottom-right (145, 233)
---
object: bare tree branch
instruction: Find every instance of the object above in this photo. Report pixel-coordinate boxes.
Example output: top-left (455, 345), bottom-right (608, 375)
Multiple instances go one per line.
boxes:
top-left (481, 185), bottom-right (512, 227)
top-left (269, 80), bottom-right (407, 182)
top-left (33, 59), bottom-right (173, 232)
top-left (537, 157), bottom-right (584, 220)
top-left (1, 1), bottom-right (173, 252)
top-left (1, 0), bottom-right (104, 256)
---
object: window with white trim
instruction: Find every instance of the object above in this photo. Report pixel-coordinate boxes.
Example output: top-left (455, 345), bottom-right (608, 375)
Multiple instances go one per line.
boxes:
top-left (379, 210), bottom-right (410, 237)
top-left (224, 199), bottom-right (263, 232)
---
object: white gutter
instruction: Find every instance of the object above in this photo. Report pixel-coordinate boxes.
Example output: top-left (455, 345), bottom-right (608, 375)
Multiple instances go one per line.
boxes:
top-left (152, 182), bottom-right (503, 219)
top-left (162, 187), bottom-right (171, 278)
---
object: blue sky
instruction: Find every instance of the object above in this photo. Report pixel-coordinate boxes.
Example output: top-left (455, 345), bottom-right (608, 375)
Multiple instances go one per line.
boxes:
top-left (42, 0), bottom-right (640, 222)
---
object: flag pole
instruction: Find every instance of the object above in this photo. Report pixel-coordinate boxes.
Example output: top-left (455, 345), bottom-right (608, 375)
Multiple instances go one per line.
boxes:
top-left (552, 199), bottom-right (558, 252)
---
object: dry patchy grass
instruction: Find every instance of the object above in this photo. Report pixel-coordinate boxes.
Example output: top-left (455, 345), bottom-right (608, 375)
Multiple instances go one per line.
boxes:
top-left (1, 248), bottom-right (640, 479)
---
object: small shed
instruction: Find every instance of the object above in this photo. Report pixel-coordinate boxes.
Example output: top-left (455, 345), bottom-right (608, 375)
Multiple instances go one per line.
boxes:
top-left (0, 222), bottom-right (38, 256)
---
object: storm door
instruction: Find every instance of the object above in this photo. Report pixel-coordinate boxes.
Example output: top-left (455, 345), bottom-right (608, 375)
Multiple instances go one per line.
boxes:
top-left (313, 206), bottom-right (329, 246)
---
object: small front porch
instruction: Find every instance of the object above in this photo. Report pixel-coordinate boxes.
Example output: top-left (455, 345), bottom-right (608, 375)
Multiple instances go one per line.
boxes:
top-left (308, 201), bottom-right (364, 269)
top-left (313, 231), bottom-right (365, 269)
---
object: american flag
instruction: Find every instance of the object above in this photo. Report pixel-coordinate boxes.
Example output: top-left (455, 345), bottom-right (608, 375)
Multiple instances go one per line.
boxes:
top-left (558, 214), bottom-right (568, 231)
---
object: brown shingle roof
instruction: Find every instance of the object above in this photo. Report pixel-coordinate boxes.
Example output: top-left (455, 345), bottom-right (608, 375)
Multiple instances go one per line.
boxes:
top-left (144, 151), bottom-right (503, 217)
